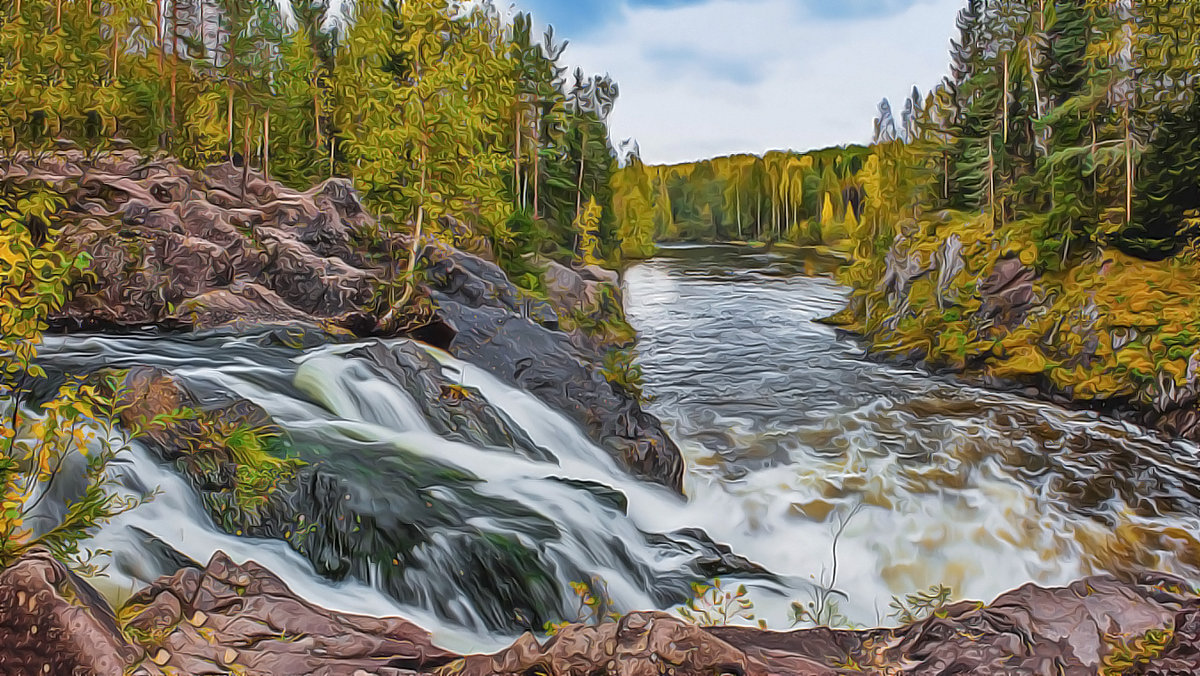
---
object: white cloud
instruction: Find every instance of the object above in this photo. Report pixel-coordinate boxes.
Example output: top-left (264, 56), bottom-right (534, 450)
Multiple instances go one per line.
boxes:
top-left (556, 0), bottom-right (964, 164)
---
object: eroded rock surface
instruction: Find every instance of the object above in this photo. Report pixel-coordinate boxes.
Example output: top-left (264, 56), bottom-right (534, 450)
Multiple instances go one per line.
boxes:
top-left (0, 550), bottom-right (148, 676)
top-left (1, 151), bottom-right (375, 334)
top-left (121, 551), bottom-right (455, 676)
top-left (422, 243), bottom-right (685, 492)
top-left (2, 550), bottom-right (1199, 676)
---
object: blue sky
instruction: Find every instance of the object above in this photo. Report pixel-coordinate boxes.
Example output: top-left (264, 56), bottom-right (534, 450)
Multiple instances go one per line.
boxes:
top-left (510, 0), bottom-right (966, 164)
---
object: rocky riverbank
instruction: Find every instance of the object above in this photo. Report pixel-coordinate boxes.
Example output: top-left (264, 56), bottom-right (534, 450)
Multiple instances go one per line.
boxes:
top-left (833, 215), bottom-right (1200, 446)
top-left (1, 150), bottom-right (682, 492)
top-left (1, 547), bottom-right (1198, 675)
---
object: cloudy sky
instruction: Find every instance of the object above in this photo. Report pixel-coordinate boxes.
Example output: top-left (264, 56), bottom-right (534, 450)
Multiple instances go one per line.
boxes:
top-left (512, 0), bottom-right (966, 165)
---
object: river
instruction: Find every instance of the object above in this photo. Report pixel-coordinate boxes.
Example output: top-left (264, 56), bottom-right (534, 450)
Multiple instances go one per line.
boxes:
top-left (626, 245), bottom-right (1200, 624)
top-left (28, 244), bottom-right (1200, 651)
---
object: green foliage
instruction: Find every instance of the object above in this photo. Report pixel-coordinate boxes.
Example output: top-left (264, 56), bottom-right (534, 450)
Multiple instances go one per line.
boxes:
top-left (888, 585), bottom-right (954, 625)
top-left (790, 504), bottom-right (862, 629)
top-left (1, 191), bottom-right (145, 573)
top-left (542, 575), bottom-right (619, 635)
top-left (1099, 628), bottom-right (1174, 676)
top-left (676, 578), bottom-right (764, 628)
top-left (600, 347), bottom-right (647, 405)
top-left (1, 0), bottom-right (636, 316)
top-left (135, 405), bottom-right (304, 531)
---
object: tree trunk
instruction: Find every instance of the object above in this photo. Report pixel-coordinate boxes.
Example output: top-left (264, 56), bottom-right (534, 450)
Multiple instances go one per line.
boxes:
top-left (227, 88), bottom-right (235, 159)
top-left (1026, 39), bottom-right (1045, 154)
top-left (263, 110), bottom-right (271, 181)
top-left (241, 117), bottom-right (251, 199)
top-left (574, 129), bottom-right (587, 256)
top-left (313, 87), bottom-right (322, 155)
top-left (170, 3), bottom-right (178, 130)
top-left (111, 18), bottom-right (120, 81)
top-left (1002, 57), bottom-right (1009, 144)
top-left (942, 151), bottom-right (949, 200)
top-left (532, 137), bottom-right (540, 219)
top-left (157, 0), bottom-right (165, 73)
top-left (381, 151), bottom-right (428, 330)
top-left (513, 109), bottom-right (522, 209)
top-left (576, 129), bottom-right (587, 219)
top-left (1125, 113), bottom-right (1134, 224)
top-left (735, 184), bottom-right (742, 239)
top-left (988, 136), bottom-right (996, 228)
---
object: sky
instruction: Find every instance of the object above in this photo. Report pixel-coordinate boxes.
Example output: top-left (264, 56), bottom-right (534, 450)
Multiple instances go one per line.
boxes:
top-left (512, 0), bottom-right (967, 165)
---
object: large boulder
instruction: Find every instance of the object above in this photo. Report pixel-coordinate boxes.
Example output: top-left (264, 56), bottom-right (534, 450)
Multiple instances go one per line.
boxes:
top-left (708, 572), bottom-right (1200, 676)
top-left (0, 549), bottom-right (153, 676)
top-left (456, 612), bottom-right (776, 676)
top-left (421, 244), bottom-right (685, 492)
top-left (1, 152), bottom-right (377, 334)
top-left (3, 548), bottom-right (1199, 676)
top-left (120, 552), bottom-right (456, 676)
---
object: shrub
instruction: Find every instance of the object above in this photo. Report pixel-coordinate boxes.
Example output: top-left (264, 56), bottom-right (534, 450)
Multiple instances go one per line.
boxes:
top-left (677, 578), bottom-right (764, 628)
top-left (1, 186), bottom-right (146, 573)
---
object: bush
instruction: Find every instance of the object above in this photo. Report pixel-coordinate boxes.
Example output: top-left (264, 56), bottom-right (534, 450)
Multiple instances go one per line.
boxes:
top-left (1, 186), bottom-right (146, 573)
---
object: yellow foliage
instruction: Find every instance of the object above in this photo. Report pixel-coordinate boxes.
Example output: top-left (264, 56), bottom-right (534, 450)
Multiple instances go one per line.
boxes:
top-left (575, 197), bottom-right (604, 266)
top-left (1, 187), bottom-right (137, 572)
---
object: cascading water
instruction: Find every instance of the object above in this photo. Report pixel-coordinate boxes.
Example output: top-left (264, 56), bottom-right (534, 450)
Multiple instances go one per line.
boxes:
top-left (34, 331), bottom-right (780, 651)
top-left (25, 244), bottom-right (1200, 652)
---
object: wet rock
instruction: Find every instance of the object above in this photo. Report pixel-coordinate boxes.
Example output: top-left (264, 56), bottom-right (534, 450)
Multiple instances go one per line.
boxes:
top-left (422, 244), bottom-right (685, 492)
top-left (336, 340), bottom-right (551, 461)
top-left (0, 548), bottom-right (148, 676)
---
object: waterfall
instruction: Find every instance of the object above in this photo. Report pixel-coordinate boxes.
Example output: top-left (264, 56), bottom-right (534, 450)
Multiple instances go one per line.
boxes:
top-left (32, 333), bottom-right (779, 650)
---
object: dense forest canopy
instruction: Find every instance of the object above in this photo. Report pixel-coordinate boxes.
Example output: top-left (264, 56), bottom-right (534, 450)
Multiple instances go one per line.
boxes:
top-left (611, 146), bottom-right (872, 258)
top-left (0, 0), bottom-right (629, 283)
top-left (856, 0), bottom-right (1200, 266)
top-left (614, 0), bottom-right (1200, 269)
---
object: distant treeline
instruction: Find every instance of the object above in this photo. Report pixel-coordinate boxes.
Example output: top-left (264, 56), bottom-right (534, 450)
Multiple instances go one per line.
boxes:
top-left (611, 146), bottom-right (871, 258)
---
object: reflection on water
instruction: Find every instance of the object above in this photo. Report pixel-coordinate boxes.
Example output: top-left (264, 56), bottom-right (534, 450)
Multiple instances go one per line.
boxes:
top-left (626, 244), bottom-right (1200, 624)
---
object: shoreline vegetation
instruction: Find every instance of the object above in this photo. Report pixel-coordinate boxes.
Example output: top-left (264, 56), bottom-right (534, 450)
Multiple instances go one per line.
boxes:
top-left (615, 0), bottom-right (1200, 448)
top-left (2, 0), bottom-right (1200, 673)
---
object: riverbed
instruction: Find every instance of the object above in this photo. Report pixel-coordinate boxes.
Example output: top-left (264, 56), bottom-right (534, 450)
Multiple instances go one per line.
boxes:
top-left (33, 244), bottom-right (1200, 650)
top-left (625, 244), bottom-right (1200, 625)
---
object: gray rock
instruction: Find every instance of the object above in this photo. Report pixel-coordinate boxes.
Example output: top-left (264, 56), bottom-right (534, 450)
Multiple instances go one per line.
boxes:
top-left (422, 245), bottom-right (685, 492)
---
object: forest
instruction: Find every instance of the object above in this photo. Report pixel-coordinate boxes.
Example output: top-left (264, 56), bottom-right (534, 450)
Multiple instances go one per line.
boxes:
top-left (838, 0), bottom-right (1200, 412)
top-left (0, 0), bottom-right (629, 287)
top-left (610, 146), bottom-right (871, 258)
top-left (612, 0), bottom-right (1200, 426)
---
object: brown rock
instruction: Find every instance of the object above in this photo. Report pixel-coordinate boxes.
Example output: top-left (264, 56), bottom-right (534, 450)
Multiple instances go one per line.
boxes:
top-left (460, 612), bottom-right (769, 676)
top-left (122, 552), bottom-right (457, 676)
top-left (0, 152), bottom-right (382, 334)
top-left (0, 548), bottom-right (143, 676)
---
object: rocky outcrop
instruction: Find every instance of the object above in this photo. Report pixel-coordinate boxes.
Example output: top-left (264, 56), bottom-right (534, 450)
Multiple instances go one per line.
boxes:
top-left (849, 225), bottom-right (1200, 444)
top-left (0, 549), bottom-right (149, 676)
top-left (1, 151), bottom-right (376, 334)
top-left (422, 243), bottom-right (685, 492)
top-left (120, 551), bottom-right (455, 676)
top-left (3, 550), bottom-right (1199, 676)
top-left (5, 151), bottom-right (683, 492)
